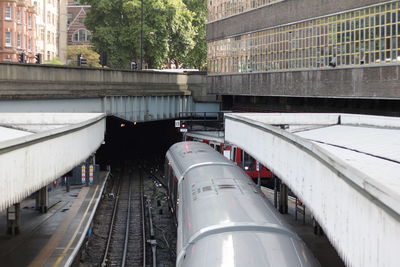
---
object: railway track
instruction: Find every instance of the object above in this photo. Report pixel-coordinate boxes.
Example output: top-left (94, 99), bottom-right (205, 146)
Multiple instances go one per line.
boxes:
top-left (101, 163), bottom-right (146, 267)
top-left (77, 158), bottom-right (176, 267)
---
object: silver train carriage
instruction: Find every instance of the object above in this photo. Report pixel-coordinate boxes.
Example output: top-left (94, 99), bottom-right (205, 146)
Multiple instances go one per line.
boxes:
top-left (165, 141), bottom-right (320, 267)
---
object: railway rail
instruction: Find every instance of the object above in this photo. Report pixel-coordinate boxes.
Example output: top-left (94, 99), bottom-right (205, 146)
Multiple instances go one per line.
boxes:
top-left (101, 163), bottom-right (146, 267)
top-left (77, 158), bottom-right (176, 267)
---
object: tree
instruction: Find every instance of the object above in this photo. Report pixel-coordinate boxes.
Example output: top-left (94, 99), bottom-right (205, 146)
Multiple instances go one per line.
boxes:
top-left (67, 45), bottom-right (101, 67)
top-left (81, 0), bottom-right (132, 68)
top-left (82, 0), bottom-right (201, 69)
top-left (182, 0), bottom-right (207, 70)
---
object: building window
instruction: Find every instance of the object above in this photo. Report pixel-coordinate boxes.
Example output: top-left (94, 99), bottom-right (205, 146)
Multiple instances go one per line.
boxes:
top-left (28, 38), bottom-right (32, 51)
top-left (72, 29), bottom-right (92, 42)
top-left (47, 51), bottom-right (50, 61)
top-left (47, 11), bottom-right (51, 23)
top-left (17, 34), bottom-right (21, 48)
top-left (39, 28), bottom-right (44, 41)
top-left (28, 15), bottom-right (32, 28)
top-left (17, 10), bottom-right (21, 23)
top-left (5, 32), bottom-right (12, 47)
top-left (5, 6), bottom-right (12, 20)
top-left (47, 31), bottom-right (51, 42)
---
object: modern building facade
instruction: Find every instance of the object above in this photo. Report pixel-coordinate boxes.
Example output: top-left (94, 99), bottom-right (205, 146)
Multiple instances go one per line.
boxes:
top-left (207, 0), bottom-right (400, 115)
top-left (35, 0), bottom-right (67, 63)
top-left (67, 0), bottom-right (91, 46)
top-left (0, 0), bottom-right (37, 62)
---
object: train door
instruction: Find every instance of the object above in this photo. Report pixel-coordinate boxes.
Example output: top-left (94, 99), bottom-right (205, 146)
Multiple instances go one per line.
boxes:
top-left (223, 144), bottom-right (231, 159)
top-left (233, 147), bottom-right (242, 166)
top-left (230, 146), bottom-right (237, 161)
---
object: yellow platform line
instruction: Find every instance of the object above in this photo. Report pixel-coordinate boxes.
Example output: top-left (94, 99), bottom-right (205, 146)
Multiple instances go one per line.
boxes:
top-left (52, 185), bottom-right (99, 267)
top-left (28, 187), bottom-right (89, 267)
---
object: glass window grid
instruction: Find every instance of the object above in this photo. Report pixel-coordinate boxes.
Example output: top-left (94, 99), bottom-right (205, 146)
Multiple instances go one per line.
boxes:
top-left (208, 2), bottom-right (400, 74)
top-left (208, 0), bottom-right (284, 23)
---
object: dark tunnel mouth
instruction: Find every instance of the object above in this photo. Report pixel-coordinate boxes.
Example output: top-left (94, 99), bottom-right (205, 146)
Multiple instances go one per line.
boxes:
top-left (95, 116), bottom-right (181, 168)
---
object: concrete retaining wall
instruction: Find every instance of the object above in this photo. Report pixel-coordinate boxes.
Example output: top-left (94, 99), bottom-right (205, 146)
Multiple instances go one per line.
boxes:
top-left (0, 62), bottom-right (208, 100)
top-left (208, 65), bottom-right (400, 99)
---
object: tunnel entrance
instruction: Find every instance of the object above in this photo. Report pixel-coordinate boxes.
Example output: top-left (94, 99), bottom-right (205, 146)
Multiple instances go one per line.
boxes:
top-left (96, 116), bottom-right (181, 166)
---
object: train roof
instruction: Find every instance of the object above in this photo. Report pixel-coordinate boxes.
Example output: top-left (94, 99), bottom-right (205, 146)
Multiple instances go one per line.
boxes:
top-left (166, 141), bottom-right (236, 180)
top-left (169, 142), bottom-right (320, 267)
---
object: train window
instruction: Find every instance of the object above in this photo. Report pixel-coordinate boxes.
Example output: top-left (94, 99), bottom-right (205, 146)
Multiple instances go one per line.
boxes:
top-left (215, 144), bottom-right (221, 152)
top-left (242, 151), bottom-right (255, 171)
top-left (231, 147), bottom-right (237, 161)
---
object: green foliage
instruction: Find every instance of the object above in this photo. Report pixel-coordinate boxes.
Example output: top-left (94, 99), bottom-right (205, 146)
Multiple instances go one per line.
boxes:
top-left (45, 57), bottom-right (63, 65)
top-left (67, 45), bottom-right (101, 67)
top-left (182, 0), bottom-right (207, 70)
top-left (82, 0), bottom-right (206, 69)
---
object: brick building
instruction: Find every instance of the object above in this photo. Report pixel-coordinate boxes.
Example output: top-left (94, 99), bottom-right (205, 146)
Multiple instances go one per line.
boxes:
top-left (67, 0), bottom-right (91, 45)
top-left (0, 0), bottom-right (36, 62)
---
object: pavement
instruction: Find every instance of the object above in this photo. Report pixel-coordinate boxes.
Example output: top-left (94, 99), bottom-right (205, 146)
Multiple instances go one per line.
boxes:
top-left (262, 187), bottom-right (345, 267)
top-left (0, 172), bottom-right (108, 267)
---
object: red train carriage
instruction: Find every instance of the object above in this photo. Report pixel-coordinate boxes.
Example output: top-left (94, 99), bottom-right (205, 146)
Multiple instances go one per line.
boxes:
top-left (231, 146), bottom-right (272, 179)
top-left (184, 131), bottom-right (272, 180)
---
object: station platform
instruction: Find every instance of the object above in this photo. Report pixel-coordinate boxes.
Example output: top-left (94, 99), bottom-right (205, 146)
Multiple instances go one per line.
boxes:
top-left (261, 187), bottom-right (345, 267)
top-left (0, 172), bottom-right (109, 267)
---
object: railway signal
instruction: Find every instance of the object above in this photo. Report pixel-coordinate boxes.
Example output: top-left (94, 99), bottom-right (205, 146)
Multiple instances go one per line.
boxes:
top-left (99, 51), bottom-right (107, 67)
top-left (180, 121), bottom-right (187, 132)
top-left (175, 119), bottom-right (188, 132)
top-left (35, 53), bottom-right (42, 64)
top-left (18, 52), bottom-right (25, 63)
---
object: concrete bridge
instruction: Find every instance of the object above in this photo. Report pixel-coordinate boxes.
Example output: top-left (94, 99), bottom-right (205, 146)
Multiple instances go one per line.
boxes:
top-left (0, 62), bottom-right (218, 122)
top-left (0, 63), bottom-right (217, 234)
